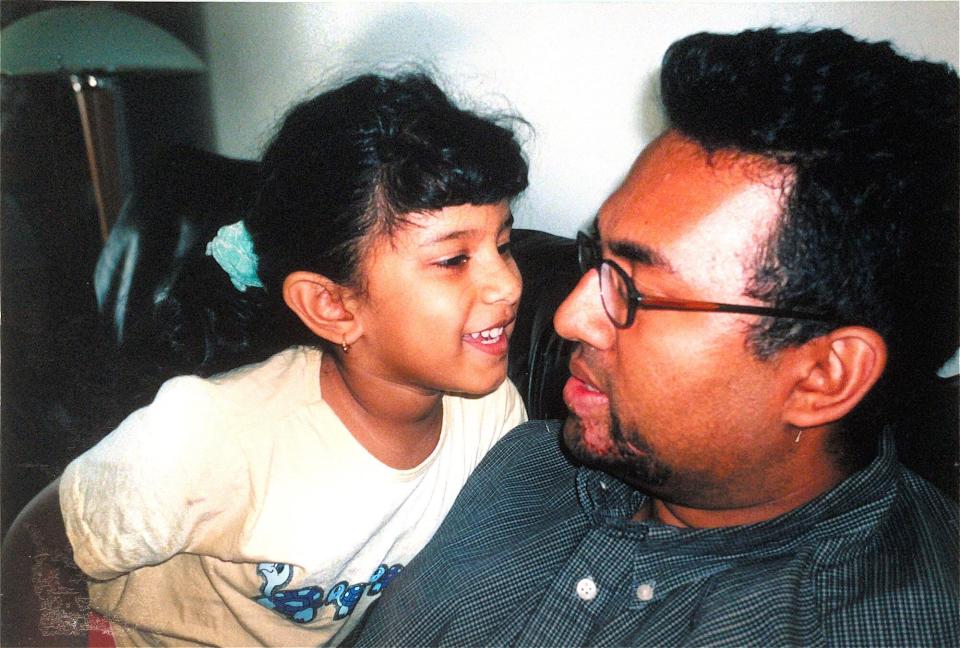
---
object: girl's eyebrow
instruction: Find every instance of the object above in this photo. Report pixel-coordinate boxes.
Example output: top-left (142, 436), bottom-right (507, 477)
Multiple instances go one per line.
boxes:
top-left (420, 214), bottom-right (514, 246)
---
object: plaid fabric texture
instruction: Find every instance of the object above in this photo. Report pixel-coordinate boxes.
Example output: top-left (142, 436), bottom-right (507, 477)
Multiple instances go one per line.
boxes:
top-left (352, 420), bottom-right (959, 647)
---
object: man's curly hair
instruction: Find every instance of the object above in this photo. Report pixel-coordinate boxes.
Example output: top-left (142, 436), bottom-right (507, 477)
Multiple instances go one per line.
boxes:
top-left (660, 28), bottom-right (959, 463)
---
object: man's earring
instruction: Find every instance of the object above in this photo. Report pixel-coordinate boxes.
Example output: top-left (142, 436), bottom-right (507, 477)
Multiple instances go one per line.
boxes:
top-left (794, 429), bottom-right (803, 444)
top-left (341, 336), bottom-right (351, 354)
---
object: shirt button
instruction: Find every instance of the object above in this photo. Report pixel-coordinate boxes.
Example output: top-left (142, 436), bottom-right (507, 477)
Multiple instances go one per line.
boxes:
top-left (636, 583), bottom-right (655, 602)
top-left (576, 577), bottom-right (598, 601)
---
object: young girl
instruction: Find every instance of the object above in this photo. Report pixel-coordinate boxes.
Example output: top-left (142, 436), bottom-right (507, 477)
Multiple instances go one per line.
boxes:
top-left (58, 73), bottom-right (529, 646)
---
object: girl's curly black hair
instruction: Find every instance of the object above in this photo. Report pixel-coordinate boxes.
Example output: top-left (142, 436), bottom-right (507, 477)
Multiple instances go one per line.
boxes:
top-left (156, 73), bottom-right (529, 376)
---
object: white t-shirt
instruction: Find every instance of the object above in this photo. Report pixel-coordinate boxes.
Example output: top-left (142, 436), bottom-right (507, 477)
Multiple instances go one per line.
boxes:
top-left (60, 346), bottom-right (526, 646)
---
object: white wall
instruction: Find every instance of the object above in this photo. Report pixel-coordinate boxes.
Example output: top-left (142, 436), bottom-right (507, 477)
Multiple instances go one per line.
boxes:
top-left (202, 1), bottom-right (959, 237)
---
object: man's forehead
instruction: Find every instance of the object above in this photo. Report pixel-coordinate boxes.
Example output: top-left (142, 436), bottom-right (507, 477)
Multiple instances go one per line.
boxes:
top-left (598, 130), bottom-right (789, 239)
top-left (596, 130), bottom-right (790, 294)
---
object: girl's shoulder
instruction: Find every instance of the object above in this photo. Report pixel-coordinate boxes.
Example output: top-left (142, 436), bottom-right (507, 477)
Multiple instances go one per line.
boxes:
top-left (206, 345), bottom-right (321, 398)
top-left (146, 345), bottom-right (323, 430)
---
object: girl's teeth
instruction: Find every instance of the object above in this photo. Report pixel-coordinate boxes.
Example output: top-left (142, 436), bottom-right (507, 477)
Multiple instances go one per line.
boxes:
top-left (468, 326), bottom-right (505, 342)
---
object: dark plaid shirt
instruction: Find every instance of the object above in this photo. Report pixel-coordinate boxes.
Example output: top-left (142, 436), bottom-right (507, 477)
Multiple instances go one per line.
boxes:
top-left (352, 420), bottom-right (959, 647)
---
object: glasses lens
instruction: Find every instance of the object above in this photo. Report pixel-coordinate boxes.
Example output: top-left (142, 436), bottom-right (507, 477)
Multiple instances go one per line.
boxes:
top-left (577, 232), bottom-right (600, 275)
top-left (599, 262), bottom-right (631, 327)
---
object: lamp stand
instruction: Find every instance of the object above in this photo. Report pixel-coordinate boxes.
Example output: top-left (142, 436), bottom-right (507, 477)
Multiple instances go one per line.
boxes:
top-left (70, 73), bottom-right (122, 242)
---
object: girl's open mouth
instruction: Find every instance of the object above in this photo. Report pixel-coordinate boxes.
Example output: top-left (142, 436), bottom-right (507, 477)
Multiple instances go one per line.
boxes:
top-left (463, 325), bottom-right (509, 355)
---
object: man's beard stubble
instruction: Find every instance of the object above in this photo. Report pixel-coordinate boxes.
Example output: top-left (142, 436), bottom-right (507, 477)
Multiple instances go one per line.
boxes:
top-left (562, 409), bottom-right (672, 488)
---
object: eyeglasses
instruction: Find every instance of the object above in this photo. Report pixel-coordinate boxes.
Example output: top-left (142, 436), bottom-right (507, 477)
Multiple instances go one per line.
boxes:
top-left (576, 232), bottom-right (836, 329)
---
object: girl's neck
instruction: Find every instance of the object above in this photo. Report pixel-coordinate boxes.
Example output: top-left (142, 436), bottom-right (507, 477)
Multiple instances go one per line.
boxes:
top-left (319, 352), bottom-right (443, 470)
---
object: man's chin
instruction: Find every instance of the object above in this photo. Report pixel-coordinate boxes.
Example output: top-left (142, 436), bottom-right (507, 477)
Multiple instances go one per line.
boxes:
top-left (561, 415), bottom-right (671, 488)
top-left (561, 415), bottom-right (621, 465)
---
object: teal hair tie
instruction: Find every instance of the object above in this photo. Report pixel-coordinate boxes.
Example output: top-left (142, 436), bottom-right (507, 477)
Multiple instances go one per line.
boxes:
top-left (205, 220), bottom-right (264, 292)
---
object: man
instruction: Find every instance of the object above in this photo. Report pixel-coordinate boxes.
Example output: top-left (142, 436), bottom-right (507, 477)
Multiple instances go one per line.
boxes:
top-left (351, 28), bottom-right (959, 646)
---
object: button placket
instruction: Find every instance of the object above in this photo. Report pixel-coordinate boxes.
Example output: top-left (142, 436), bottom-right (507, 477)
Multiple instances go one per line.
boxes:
top-left (514, 527), bottom-right (631, 647)
top-left (631, 532), bottom-right (661, 611)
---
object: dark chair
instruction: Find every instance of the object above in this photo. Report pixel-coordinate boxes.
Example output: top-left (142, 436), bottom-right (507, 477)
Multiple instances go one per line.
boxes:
top-left (0, 480), bottom-right (91, 647)
top-left (95, 145), bottom-right (260, 352)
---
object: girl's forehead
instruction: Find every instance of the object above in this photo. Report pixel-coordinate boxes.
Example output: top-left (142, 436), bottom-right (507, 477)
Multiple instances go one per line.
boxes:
top-left (385, 202), bottom-right (513, 247)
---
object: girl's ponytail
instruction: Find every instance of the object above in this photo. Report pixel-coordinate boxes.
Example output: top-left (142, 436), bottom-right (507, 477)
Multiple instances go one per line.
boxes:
top-left (150, 243), bottom-right (270, 377)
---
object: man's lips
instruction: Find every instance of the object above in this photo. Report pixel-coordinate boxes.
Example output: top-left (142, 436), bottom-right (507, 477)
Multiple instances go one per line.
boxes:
top-left (563, 372), bottom-right (609, 418)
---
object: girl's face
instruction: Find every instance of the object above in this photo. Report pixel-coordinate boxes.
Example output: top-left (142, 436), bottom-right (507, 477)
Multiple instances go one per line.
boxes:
top-left (352, 201), bottom-right (521, 396)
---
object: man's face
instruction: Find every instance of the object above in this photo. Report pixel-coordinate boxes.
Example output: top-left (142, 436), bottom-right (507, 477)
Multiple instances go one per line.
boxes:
top-left (553, 130), bottom-right (797, 507)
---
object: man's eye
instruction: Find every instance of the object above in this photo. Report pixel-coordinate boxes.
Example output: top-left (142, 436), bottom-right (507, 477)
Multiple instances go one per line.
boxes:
top-left (497, 241), bottom-right (513, 257)
top-left (436, 255), bottom-right (469, 268)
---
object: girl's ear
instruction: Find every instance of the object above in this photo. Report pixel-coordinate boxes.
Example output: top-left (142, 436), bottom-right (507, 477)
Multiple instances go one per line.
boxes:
top-left (283, 271), bottom-right (363, 348)
top-left (782, 326), bottom-right (887, 430)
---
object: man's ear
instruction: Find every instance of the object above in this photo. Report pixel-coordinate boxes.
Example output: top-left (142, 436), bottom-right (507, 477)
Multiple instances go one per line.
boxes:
top-left (283, 271), bottom-right (363, 347)
top-left (782, 327), bottom-right (887, 429)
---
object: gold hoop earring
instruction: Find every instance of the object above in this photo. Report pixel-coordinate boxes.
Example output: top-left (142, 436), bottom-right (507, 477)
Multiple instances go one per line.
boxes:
top-left (341, 336), bottom-right (351, 354)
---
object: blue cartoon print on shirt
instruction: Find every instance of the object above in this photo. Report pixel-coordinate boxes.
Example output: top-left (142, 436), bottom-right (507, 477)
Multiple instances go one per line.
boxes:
top-left (254, 562), bottom-right (404, 624)
top-left (258, 562), bottom-right (293, 596)
top-left (325, 581), bottom-right (366, 620)
top-left (367, 563), bottom-right (403, 595)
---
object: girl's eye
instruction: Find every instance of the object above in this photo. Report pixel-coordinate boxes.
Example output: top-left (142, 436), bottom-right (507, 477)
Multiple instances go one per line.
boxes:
top-left (497, 241), bottom-right (513, 257)
top-left (436, 254), bottom-right (469, 268)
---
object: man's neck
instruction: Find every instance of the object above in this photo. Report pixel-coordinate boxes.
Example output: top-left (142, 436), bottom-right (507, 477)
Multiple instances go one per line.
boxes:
top-left (632, 434), bottom-right (851, 528)
top-left (641, 480), bottom-right (840, 528)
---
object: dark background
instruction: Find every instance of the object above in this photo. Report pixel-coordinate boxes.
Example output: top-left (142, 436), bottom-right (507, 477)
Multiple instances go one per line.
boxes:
top-left (1, 0), bottom-right (213, 535)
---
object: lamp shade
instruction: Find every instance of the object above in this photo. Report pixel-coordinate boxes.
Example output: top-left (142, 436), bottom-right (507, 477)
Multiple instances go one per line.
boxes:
top-left (1, 6), bottom-right (204, 76)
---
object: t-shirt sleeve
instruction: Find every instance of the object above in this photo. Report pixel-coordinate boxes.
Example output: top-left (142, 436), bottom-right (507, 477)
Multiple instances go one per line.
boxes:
top-left (59, 376), bottom-right (249, 580)
top-left (501, 379), bottom-right (528, 438)
top-left (479, 378), bottom-right (527, 454)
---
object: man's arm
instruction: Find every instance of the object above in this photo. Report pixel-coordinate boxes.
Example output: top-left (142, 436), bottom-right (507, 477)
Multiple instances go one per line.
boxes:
top-left (1, 479), bottom-right (90, 647)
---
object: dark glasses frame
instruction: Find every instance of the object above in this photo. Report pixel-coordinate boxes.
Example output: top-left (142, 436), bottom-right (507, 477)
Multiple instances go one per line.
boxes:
top-left (576, 231), bottom-right (837, 329)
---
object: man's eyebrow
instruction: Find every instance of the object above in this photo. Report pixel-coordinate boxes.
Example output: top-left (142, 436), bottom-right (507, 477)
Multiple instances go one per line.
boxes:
top-left (607, 240), bottom-right (670, 268)
top-left (594, 217), bottom-right (673, 270)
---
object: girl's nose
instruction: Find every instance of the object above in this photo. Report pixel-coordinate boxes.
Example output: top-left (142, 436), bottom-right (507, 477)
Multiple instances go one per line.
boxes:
top-left (554, 268), bottom-right (615, 350)
top-left (481, 256), bottom-right (522, 306)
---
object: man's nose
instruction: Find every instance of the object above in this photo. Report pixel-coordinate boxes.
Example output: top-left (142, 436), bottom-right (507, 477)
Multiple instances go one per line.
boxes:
top-left (553, 268), bottom-right (615, 350)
